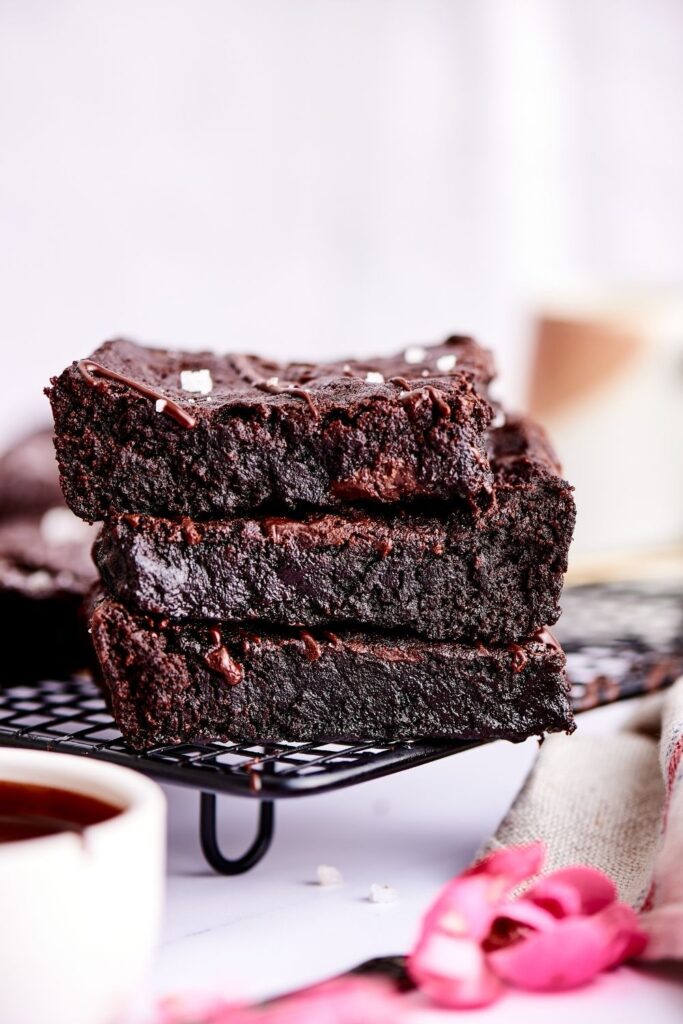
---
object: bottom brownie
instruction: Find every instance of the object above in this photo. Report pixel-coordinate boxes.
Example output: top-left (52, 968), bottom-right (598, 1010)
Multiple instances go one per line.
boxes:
top-left (91, 596), bottom-right (574, 750)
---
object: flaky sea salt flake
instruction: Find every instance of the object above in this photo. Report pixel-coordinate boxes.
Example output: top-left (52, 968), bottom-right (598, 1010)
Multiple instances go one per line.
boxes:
top-left (436, 354), bottom-right (457, 372)
top-left (365, 371), bottom-right (385, 384)
top-left (404, 346), bottom-right (427, 364)
top-left (180, 368), bottom-right (214, 395)
top-left (155, 398), bottom-right (167, 413)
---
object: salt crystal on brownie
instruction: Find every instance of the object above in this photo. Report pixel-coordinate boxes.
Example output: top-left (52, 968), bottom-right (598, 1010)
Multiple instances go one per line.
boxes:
top-left (365, 371), bottom-right (385, 384)
top-left (436, 354), bottom-right (457, 372)
top-left (404, 346), bottom-right (426, 364)
top-left (180, 368), bottom-right (213, 395)
top-left (155, 398), bottom-right (167, 413)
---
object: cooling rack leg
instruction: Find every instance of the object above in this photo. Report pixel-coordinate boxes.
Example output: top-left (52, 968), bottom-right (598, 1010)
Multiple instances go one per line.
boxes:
top-left (199, 792), bottom-right (275, 874)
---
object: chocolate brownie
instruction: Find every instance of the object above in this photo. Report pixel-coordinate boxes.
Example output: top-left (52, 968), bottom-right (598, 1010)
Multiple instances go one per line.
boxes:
top-left (91, 594), bottom-right (574, 750)
top-left (47, 336), bottom-right (495, 521)
top-left (0, 514), bottom-right (98, 678)
top-left (94, 417), bottom-right (574, 642)
top-left (0, 428), bottom-right (64, 519)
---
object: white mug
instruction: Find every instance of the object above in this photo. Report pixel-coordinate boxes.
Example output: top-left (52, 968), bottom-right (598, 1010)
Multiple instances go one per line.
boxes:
top-left (0, 749), bottom-right (166, 1024)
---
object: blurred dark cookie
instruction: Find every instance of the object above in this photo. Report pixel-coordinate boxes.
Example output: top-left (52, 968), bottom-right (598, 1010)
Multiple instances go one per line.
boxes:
top-left (0, 428), bottom-right (63, 519)
top-left (0, 513), bottom-right (98, 679)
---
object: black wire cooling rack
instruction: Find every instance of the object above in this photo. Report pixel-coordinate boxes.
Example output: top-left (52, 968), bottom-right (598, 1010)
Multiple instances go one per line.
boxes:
top-left (1, 582), bottom-right (682, 873)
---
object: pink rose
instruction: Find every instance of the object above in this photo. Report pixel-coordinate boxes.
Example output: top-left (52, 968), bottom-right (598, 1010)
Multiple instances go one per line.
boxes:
top-left (408, 842), bottom-right (647, 1009)
top-left (155, 978), bottom-right (404, 1024)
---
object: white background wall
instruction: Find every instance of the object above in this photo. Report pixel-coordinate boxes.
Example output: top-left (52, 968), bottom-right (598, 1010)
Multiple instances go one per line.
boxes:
top-left (1, 0), bottom-right (682, 442)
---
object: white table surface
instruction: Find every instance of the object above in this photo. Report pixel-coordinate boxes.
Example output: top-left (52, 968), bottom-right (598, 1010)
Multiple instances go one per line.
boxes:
top-left (148, 702), bottom-right (683, 1021)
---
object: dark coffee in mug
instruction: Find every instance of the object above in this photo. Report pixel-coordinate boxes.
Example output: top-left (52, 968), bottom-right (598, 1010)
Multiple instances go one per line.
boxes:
top-left (0, 780), bottom-right (120, 842)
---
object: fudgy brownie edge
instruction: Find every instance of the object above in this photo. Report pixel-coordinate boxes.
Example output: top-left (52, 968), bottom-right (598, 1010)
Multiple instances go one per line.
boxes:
top-left (47, 336), bottom-right (496, 520)
top-left (91, 596), bottom-right (574, 750)
top-left (94, 416), bottom-right (575, 642)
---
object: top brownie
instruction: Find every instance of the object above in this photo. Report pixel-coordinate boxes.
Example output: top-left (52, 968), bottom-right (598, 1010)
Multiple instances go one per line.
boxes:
top-left (47, 336), bottom-right (495, 521)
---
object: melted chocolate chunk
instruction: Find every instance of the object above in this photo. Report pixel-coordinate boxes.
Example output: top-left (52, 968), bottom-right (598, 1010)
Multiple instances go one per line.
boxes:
top-left (507, 643), bottom-right (528, 673)
top-left (78, 359), bottom-right (196, 429)
top-left (181, 516), bottom-right (202, 545)
top-left (204, 627), bottom-right (244, 686)
top-left (300, 630), bottom-right (323, 662)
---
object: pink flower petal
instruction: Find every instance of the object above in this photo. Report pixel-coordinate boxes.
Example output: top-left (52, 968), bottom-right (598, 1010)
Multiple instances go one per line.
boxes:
top-left (155, 979), bottom-right (404, 1024)
top-left (421, 875), bottom-right (506, 941)
top-left (487, 899), bottom-right (559, 942)
top-left (466, 843), bottom-right (545, 888)
top-left (528, 867), bottom-right (617, 917)
top-left (421, 844), bottom-right (548, 942)
top-left (408, 928), bottom-right (502, 1008)
top-left (598, 903), bottom-right (649, 965)
top-left (154, 993), bottom-right (244, 1024)
top-left (489, 902), bottom-right (647, 991)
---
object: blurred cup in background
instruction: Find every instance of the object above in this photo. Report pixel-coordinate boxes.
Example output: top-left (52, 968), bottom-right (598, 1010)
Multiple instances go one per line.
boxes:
top-left (528, 288), bottom-right (683, 570)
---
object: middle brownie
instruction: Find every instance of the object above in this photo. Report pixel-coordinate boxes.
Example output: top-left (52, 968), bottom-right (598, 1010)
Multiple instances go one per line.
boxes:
top-left (95, 416), bottom-right (575, 643)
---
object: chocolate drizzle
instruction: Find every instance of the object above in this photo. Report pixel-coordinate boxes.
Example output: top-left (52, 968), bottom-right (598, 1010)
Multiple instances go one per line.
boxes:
top-left (180, 516), bottom-right (202, 545)
top-left (300, 630), bottom-right (322, 662)
top-left (425, 387), bottom-right (451, 417)
top-left (288, 388), bottom-right (319, 418)
top-left (229, 355), bottom-right (320, 418)
top-left (205, 627), bottom-right (244, 686)
top-left (399, 386), bottom-right (451, 418)
top-left (507, 643), bottom-right (528, 673)
top-left (77, 359), bottom-right (196, 428)
top-left (263, 517), bottom-right (288, 543)
top-left (508, 629), bottom-right (561, 675)
top-left (532, 628), bottom-right (562, 655)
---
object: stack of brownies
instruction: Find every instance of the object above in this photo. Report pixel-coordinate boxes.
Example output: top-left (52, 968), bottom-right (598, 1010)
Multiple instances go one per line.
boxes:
top-left (47, 336), bottom-right (576, 750)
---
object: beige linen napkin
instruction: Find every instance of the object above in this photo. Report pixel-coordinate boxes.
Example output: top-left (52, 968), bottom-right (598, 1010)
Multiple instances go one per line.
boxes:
top-left (486, 677), bottom-right (683, 959)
